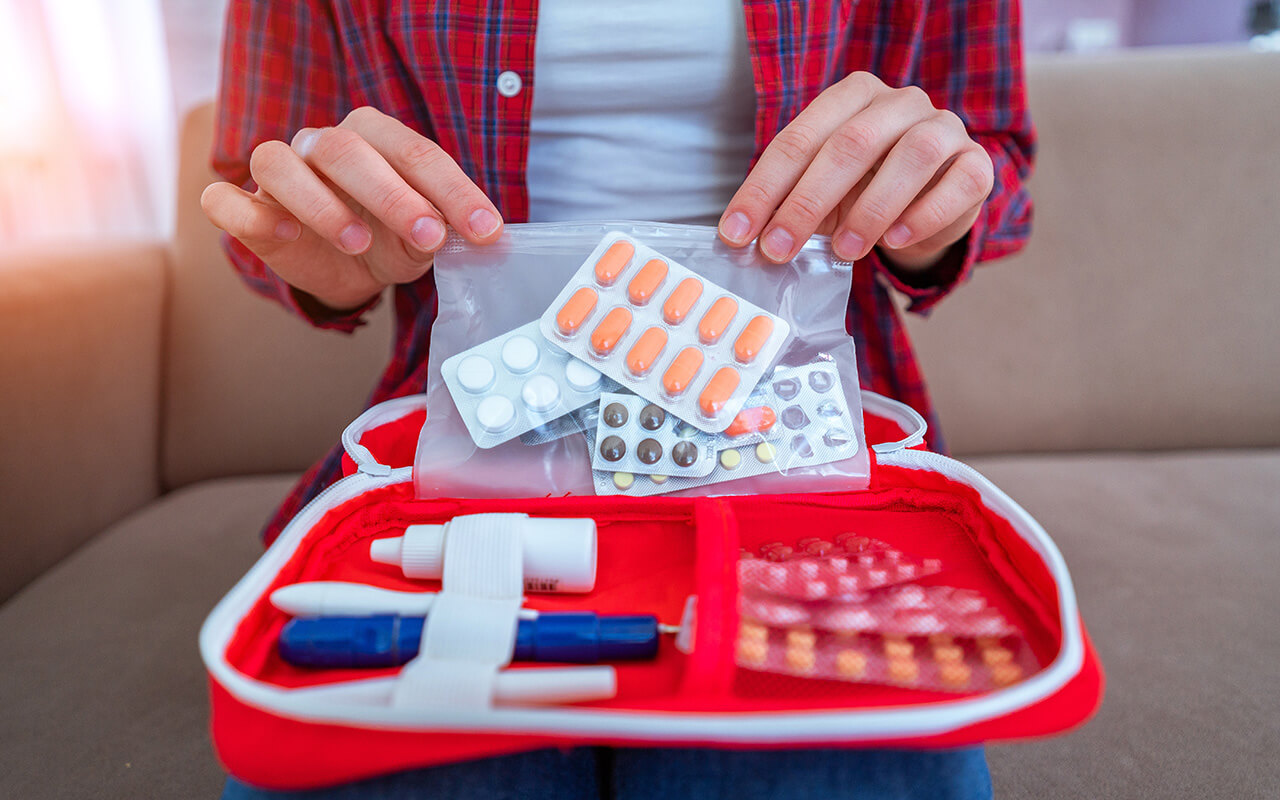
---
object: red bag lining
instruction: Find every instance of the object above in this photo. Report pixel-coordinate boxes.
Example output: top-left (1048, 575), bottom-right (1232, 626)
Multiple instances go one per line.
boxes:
top-left (223, 464), bottom-right (1063, 714)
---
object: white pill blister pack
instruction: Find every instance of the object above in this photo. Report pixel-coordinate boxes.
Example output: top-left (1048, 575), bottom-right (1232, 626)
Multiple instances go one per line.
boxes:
top-left (591, 393), bottom-right (719, 477)
top-left (539, 233), bottom-right (791, 434)
top-left (441, 320), bottom-right (614, 448)
top-left (591, 362), bottom-right (859, 496)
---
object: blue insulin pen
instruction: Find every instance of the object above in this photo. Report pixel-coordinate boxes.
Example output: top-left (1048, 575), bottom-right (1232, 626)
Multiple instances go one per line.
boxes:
top-left (279, 612), bottom-right (662, 668)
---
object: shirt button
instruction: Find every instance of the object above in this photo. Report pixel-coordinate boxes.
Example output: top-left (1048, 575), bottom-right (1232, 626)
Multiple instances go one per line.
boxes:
top-left (496, 70), bottom-right (523, 98)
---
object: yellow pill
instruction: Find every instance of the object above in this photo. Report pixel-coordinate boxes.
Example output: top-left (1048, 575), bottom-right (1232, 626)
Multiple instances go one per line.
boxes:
top-left (612, 472), bottom-right (634, 490)
top-left (755, 442), bottom-right (777, 463)
top-left (836, 649), bottom-right (867, 678)
top-left (649, 474), bottom-right (669, 484)
top-left (720, 448), bottom-right (743, 470)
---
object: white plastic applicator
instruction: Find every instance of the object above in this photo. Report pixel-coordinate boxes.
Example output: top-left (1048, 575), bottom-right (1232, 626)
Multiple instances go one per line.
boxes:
top-left (370, 513), bottom-right (597, 593)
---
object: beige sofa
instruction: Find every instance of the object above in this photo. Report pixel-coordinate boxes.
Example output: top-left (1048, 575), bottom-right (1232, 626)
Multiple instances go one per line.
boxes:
top-left (2, 46), bottom-right (1277, 798)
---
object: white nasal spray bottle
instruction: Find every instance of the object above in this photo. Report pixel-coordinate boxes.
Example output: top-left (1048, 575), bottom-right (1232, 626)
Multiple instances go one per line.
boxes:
top-left (369, 513), bottom-right (597, 593)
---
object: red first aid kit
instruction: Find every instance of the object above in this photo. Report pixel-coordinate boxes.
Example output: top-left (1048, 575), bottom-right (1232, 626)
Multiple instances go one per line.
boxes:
top-left (200, 389), bottom-right (1104, 790)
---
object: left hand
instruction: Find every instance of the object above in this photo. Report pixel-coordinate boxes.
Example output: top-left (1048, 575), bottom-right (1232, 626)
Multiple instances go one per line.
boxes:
top-left (718, 72), bottom-right (995, 269)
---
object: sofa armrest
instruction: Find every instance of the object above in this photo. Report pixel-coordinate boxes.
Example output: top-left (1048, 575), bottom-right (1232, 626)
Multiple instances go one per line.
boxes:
top-left (0, 241), bottom-right (166, 601)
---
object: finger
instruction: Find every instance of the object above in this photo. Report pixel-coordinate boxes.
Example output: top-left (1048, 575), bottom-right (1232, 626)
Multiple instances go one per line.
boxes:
top-left (758, 89), bottom-right (941, 262)
top-left (200, 181), bottom-right (302, 249)
top-left (340, 106), bottom-right (503, 243)
top-left (718, 78), bottom-right (880, 248)
top-left (291, 124), bottom-right (447, 254)
top-left (879, 146), bottom-right (993, 252)
top-left (832, 112), bottom-right (973, 261)
top-left (249, 139), bottom-right (373, 255)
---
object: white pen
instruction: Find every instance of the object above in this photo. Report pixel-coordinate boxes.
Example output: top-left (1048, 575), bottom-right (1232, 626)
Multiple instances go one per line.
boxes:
top-left (270, 581), bottom-right (540, 620)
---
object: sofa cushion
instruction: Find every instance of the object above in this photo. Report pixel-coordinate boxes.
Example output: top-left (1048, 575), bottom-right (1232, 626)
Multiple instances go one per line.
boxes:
top-left (0, 475), bottom-right (291, 800)
top-left (975, 449), bottom-right (1280, 799)
top-left (2, 453), bottom-right (1275, 798)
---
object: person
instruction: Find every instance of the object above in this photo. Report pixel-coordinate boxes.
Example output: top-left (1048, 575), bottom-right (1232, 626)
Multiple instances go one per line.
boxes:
top-left (203, 1), bottom-right (1034, 797)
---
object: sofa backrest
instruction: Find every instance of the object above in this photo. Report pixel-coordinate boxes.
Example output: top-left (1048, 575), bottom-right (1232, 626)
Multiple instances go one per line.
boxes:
top-left (904, 46), bottom-right (1280, 454)
top-left (163, 46), bottom-right (1280, 490)
top-left (163, 105), bottom-right (392, 490)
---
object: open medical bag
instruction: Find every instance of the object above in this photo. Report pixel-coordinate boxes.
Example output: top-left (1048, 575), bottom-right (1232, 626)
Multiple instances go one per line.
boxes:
top-left (200, 224), bottom-right (1103, 790)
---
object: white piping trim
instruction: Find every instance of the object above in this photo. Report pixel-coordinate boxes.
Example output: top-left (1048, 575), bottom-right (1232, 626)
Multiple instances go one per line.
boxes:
top-left (340, 395), bottom-right (429, 476)
top-left (199, 451), bottom-right (1085, 741)
top-left (859, 391), bottom-right (928, 453)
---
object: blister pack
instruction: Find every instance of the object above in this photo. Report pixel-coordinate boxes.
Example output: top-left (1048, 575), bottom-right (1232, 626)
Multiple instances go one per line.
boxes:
top-left (591, 393), bottom-right (719, 477)
top-left (441, 321), bottom-right (615, 448)
top-left (590, 362), bottom-right (858, 496)
top-left (518, 404), bottom-right (600, 446)
top-left (735, 622), bottom-right (1037, 693)
top-left (738, 539), bottom-right (944, 602)
top-left (539, 233), bottom-right (792, 433)
top-left (740, 583), bottom-right (1019, 639)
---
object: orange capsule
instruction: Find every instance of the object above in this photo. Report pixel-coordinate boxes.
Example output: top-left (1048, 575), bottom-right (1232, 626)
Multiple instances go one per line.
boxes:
top-left (699, 366), bottom-right (741, 417)
top-left (733, 315), bottom-right (775, 364)
top-left (593, 240), bottom-right (635, 287)
top-left (590, 307), bottom-right (633, 356)
top-left (555, 287), bottom-right (599, 336)
top-left (626, 258), bottom-right (668, 305)
top-left (724, 405), bottom-right (776, 437)
top-left (662, 277), bottom-right (704, 326)
top-left (698, 296), bottom-right (739, 345)
top-left (626, 326), bottom-right (668, 377)
top-left (662, 347), bottom-right (704, 396)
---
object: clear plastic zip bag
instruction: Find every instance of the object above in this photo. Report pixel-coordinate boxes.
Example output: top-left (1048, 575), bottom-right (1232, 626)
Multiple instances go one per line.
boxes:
top-left (413, 221), bottom-right (870, 498)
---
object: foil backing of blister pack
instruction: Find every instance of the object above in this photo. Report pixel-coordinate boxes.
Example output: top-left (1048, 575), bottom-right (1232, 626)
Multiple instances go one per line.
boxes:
top-left (591, 392), bottom-right (719, 477)
top-left (441, 320), bottom-right (612, 448)
top-left (590, 362), bottom-right (859, 496)
top-left (539, 233), bottom-right (792, 433)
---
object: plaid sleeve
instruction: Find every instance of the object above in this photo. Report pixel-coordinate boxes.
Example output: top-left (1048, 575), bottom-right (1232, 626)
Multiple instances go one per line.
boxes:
top-left (211, 0), bottom-right (375, 331)
top-left (869, 0), bottom-right (1036, 314)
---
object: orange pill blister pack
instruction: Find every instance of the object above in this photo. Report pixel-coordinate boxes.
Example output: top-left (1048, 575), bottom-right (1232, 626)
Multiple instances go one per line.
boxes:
top-left (540, 233), bottom-right (792, 433)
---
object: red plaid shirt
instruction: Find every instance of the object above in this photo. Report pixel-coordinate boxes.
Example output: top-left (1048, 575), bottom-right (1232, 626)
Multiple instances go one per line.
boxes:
top-left (214, 0), bottom-right (1035, 545)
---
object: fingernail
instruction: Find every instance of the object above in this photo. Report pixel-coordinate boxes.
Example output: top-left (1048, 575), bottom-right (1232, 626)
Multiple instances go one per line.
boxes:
top-left (469, 208), bottom-right (500, 237)
top-left (885, 224), bottom-right (912, 248)
top-left (834, 231), bottom-right (865, 260)
top-left (338, 223), bottom-right (371, 254)
top-left (720, 211), bottom-right (751, 244)
top-left (761, 227), bottom-right (795, 261)
top-left (274, 219), bottom-right (301, 241)
top-left (411, 216), bottom-right (446, 250)
top-left (293, 130), bottom-right (320, 158)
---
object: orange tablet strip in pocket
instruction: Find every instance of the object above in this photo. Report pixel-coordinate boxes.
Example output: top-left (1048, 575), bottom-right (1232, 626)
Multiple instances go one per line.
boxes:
top-left (662, 277), bottom-right (704, 326)
top-left (662, 347), bottom-right (704, 397)
top-left (555, 287), bottom-right (599, 336)
top-left (626, 327), bottom-right (669, 377)
top-left (593, 240), bottom-right (635, 287)
top-left (733, 315), bottom-right (775, 364)
top-left (698, 296), bottom-right (739, 345)
top-left (590, 307), bottom-right (633, 356)
top-left (699, 366), bottom-right (741, 418)
top-left (627, 259), bottom-right (669, 306)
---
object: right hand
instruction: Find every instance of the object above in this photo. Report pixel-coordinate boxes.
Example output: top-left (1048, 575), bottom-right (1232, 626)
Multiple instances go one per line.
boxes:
top-left (201, 106), bottom-right (503, 312)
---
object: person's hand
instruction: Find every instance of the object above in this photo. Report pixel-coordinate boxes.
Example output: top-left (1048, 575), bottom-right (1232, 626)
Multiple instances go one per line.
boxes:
top-left (718, 72), bottom-right (994, 270)
top-left (201, 106), bottom-right (502, 312)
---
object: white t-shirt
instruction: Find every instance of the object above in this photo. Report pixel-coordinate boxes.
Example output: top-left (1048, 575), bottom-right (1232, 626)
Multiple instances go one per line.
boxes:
top-left (525, 0), bottom-right (757, 225)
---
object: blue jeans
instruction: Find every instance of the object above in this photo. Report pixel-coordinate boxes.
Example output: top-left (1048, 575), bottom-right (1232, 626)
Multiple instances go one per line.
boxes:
top-left (222, 746), bottom-right (991, 799)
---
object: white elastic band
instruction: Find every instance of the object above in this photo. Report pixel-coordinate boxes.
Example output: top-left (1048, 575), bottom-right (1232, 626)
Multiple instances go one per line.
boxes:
top-left (393, 514), bottom-right (526, 709)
